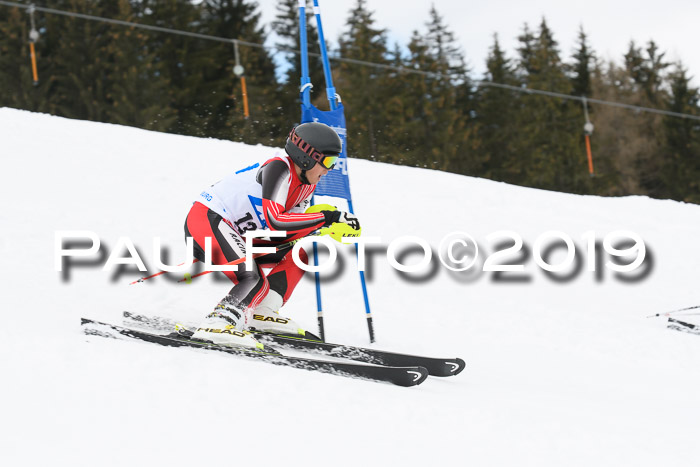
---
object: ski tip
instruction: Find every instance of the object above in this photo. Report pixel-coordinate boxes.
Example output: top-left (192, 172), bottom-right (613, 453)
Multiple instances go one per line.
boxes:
top-left (428, 358), bottom-right (466, 377)
top-left (404, 367), bottom-right (429, 386)
top-left (449, 358), bottom-right (466, 376)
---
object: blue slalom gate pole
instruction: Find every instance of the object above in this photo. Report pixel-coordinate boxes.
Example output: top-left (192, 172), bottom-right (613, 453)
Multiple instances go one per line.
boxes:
top-left (346, 199), bottom-right (375, 342)
top-left (307, 0), bottom-right (375, 343)
top-left (298, 0), bottom-right (325, 340)
top-left (312, 0), bottom-right (337, 110)
top-left (298, 1), bottom-right (312, 108)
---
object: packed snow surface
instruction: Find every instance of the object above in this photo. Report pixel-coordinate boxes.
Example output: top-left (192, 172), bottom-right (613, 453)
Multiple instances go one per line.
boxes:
top-left (2, 108), bottom-right (699, 466)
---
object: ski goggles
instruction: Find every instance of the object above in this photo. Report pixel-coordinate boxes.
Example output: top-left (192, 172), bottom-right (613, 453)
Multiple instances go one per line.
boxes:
top-left (288, 128), bottom-right (339, 169)
top-left (317, 154), bottom-right (338, 169)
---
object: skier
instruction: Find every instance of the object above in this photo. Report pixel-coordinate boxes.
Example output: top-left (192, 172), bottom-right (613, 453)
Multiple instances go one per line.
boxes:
top-left (184, 122), bottom-right (361, 348)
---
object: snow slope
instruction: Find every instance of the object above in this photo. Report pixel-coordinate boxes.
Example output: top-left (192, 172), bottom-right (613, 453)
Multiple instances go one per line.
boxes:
top-left (2, 108), bottom-right (699, 467)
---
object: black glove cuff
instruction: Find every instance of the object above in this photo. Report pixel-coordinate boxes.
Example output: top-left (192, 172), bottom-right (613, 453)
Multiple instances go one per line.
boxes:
top-left (322, 210), bottom-right (341, 227)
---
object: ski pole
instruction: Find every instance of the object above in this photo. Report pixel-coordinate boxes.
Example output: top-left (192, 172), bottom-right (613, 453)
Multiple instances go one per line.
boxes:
top-left (130, 259), bottom-right (200, 285)
top-left (178, 252), bottom-right (270, 283)
top-left (130, 237), bottom-right (304, 285)
top-left (178, 234), bottom-right (318, 284)
top-left (646, 304), bottom-right (700, 318)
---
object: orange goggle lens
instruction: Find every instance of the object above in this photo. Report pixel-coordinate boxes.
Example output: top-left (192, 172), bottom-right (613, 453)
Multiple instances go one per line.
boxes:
top-left (320, 155), bottom-right (338, 169)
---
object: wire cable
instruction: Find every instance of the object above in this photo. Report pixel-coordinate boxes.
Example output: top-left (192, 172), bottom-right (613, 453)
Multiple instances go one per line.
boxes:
top-left (2, 0), bottom-right (699, 122)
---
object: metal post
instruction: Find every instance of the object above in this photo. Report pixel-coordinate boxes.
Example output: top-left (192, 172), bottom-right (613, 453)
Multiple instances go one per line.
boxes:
top-left (582, 96), bottom-right (595, 176)
top-left (28, 4), bottom-right (39, 85)
top-left (298, 0), bottom-right (312, 107)
top-left (232, 40), bottom-right (249, 118)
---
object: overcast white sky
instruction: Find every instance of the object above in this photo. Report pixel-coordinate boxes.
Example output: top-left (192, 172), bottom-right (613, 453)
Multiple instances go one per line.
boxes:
top-left (255, 0), bottom-right (700, 86)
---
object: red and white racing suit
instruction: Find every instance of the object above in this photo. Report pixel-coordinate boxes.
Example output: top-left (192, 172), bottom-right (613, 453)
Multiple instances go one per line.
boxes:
top-left (184, 155), bottom-right (328, 310)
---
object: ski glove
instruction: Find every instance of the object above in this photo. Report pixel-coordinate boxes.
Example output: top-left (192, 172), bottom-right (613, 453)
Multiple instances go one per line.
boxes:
top-left (322, 210), bottom-right (361, 231)
top-left (305, 205), bottom-right (361, 242)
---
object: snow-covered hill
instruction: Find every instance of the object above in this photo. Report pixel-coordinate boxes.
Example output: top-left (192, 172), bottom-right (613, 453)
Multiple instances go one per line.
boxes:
top-left (2, 108), bottom-right (699, 467)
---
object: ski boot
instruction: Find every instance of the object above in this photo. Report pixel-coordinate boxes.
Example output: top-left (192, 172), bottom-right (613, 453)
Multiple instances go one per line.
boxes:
top-left (247, 291), bottom-right (314, 339)
top-left (191, 303), bottom-right (263, 350)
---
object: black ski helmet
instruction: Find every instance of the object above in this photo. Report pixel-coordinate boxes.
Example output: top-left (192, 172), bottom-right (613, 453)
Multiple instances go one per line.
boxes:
top-left (285, 122), bottom-right (342, 171)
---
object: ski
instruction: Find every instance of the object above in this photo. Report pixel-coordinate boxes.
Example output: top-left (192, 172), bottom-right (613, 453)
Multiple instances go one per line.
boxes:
top-left (123, 311), bottom-right (465, 377)
top-left (668, 317), bottom-right (700, 335)
top-left (82, 318), bottom-right (428, 387)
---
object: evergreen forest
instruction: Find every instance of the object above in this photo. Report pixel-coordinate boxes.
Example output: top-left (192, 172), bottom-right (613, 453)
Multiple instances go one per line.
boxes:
top-left (2, 0), bottom-right (699, 203)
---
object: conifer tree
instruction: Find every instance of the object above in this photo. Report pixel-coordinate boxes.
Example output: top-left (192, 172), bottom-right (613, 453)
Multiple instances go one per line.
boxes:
top-left (335, 0), bottom-right (389, 160)
top-left (516, 24), bottom-right (537, 78)
top-left (132, 0), bottom-right (205, 136)
top-left (620, 40), bottom-right (670, 195)
top-left (625, 40), bottom-right (669, 105)
top-left (28, 0), bottom-right (173, 130)
top-left (474, 34), bottom-right (520, 182)
top-left (195, 0), bottom-right (281, 143)
top-left (375, 42), bottom-right (415, 165)
top-left (271, 0), bottom-right (324, 120)
top-left (514, 18), bottom-right (587, 193)
top-left (401, 29), bottom-right (433, 167)
top-left (37, 0), bottom-right (112, 122)
top-left (623, 41), bottom-right (644, 86)
top-left (403, 5), bottom-right (474, 172)
top-left (98, 0), bottom-right (175, 132)
top-left (661, 64), bottom-right (700, 202)
top-left (1, 0), bottom-right (174, 129)
top-left (570, 26), bottom-right (594, 97)
top-left (589, 59), bottom-right (657, 196)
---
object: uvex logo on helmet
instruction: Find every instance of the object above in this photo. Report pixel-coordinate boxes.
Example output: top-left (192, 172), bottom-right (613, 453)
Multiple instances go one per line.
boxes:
top-left (289, 128), bottom-right (325, 162)
top-left (284, 122), bottom-right (342, 176)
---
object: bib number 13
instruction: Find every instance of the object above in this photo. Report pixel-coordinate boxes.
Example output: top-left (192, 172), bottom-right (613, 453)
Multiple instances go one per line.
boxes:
top-left (234, 212), bottom-right (257, 234)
